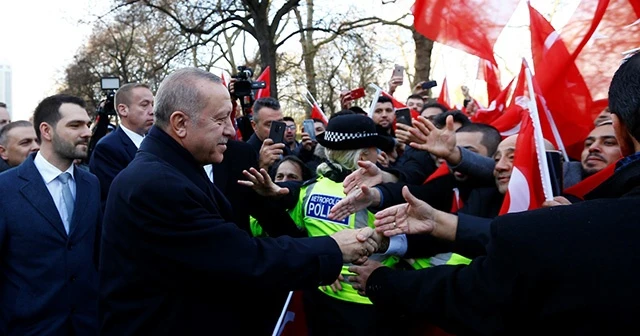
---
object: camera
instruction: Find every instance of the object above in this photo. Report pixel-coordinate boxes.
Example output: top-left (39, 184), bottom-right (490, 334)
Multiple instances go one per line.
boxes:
top-left (87, 76), bottom-right (121, 163)
top-left (232, 66), bottom-right (267, 100)
top-left (97, 77), bottom-right (120, 116)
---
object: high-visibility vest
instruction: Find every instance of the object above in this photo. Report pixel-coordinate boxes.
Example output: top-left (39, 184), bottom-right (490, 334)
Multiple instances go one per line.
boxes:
top-left (290, 176), bottom-right (398, 305)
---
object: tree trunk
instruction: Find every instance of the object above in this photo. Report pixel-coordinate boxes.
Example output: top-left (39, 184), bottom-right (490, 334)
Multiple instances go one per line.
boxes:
top-left (252, 7), bottom-right (279, 98)
top-left (302, 0), bottom-right (318, 99)
top-left (412, 28), bottom-right (434, 95)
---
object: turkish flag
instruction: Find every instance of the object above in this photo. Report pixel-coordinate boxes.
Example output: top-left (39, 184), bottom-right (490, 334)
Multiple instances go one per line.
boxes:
top-left (412, 0), bottom-right (520, 65)
top-left (437, 77), bottom-right (451, 110)
top-left (529, 3), bottom-right (594, 159)
top-left (499, 108), bottom-right (547, 215)
top-left (255, 66), bottom-right (271, 100)
top-left (471, 78), bottom-right (513, 125)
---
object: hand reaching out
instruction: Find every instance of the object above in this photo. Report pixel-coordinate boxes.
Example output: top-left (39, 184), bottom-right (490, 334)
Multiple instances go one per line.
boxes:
top-left (238, 167), bottom-right (289, 197)
top-left (348, 259), bottom-right (385, 296)
top-left (330, 227), bottom-right (379, 264)
top-left (409, 115), bottom-right (460, 164)
top-left (343, 161), bottom-right (383, 195)
top-left (329, 185), bottom-right (377, 222)
top-left (373, 186), bottom-right (438, 237)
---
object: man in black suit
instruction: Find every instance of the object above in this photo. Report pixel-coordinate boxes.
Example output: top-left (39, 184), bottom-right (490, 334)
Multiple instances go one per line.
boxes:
top-left (352, 52), bottom-right (640, 335)
top-left (89, 83), bottom-right (154, 208)
top-left (99, 67), bottom-right (379, 335)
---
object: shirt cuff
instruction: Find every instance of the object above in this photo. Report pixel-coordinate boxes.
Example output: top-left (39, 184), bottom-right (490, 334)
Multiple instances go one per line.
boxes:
top-left (383, 234), bottom-right (407, 256)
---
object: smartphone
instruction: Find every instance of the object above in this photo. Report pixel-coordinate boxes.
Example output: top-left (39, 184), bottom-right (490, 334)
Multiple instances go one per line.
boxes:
top-left (349, 87), bottom-right (366, 100)
top-left (392, 64), bottom-right (404, 85)
top-left (268, 121), bottom-right (286, 144)
top-left (395, 108), bottom-right (412, 126)
top-left (422, 80), bottom-right (438, 90)
top-left (303, 119), bottom-right (316, 141)
top-left (546, 150), bottom-right (564, 196)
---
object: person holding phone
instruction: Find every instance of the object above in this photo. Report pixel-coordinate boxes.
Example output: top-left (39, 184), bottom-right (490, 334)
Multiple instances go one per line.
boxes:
top-left (246, 97), bottom-right (292, 170)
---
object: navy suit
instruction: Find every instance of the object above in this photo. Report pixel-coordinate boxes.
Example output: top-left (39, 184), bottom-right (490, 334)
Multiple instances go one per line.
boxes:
top-left (0, 154), bottom-right (101, 335)
top-left (99, 126), bottom-right (343, 335)
top-left (89, 127), bottom-right (137, 209)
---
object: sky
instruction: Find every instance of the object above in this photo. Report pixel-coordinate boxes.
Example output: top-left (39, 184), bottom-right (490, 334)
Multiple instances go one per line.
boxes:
top-left (0, 0), bottom-right (109, 121)
top-left (0, 0), bottom-right (578, 121)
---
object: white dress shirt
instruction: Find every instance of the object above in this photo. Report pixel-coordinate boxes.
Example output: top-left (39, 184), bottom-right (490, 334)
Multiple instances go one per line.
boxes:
top-left (203, 164), bottom-right (214, 183)
top-left (33, 152), bottom-right (76, 234)
top-left (120, 124), bottom-right (145, 149)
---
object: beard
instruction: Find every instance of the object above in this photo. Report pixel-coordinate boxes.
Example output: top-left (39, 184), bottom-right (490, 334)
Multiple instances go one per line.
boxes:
top-left (52, 132), bottom-right (88, 160)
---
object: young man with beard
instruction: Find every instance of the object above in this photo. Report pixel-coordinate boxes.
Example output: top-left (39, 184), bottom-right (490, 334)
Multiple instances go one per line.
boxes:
top-left (0, 95), bottom-right (101, 335)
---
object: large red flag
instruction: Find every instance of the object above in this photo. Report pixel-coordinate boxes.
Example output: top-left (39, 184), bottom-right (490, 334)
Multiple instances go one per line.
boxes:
top-left (556, 0), bottom-right (639, 100)
top-left (254, 66), bottom-right (271, 100)
top-left (412, 0), bottom-right (520, 65)
top-left (529, 3), bottom-right (593, 159)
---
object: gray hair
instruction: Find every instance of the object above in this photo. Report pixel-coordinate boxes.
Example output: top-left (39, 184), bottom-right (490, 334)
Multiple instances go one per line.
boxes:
top-left (0, 120), bottom-right (33, 146)
top-left (154, 68), bottom-right (221, 129)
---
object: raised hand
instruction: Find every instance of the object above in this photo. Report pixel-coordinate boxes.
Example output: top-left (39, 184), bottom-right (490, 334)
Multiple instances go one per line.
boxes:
top-left (348, 259), bottom-right (385, 296)
top-left (373, 186), bottom-right (438, 237)
top-left (258, 138), bottom-right (285, 170)
top-left (343, 161), bottom-right (383, 195)
top-left (409, 115), bottom-right (460, 164)
top-left (329, 185), bottom-right (378, 222)
top-left (238, 167), bottom-right (289, 197)
top-left (330, 227), bottom-right (379, 264)
top-left (300, 132), bottom-right (316, 152)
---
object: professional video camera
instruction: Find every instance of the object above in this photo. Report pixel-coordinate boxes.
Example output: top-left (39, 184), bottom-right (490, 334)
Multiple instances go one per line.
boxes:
top-left (231, 66), bottom-right (267, 141)
top-left (86, 76), bottom-right (120, 163)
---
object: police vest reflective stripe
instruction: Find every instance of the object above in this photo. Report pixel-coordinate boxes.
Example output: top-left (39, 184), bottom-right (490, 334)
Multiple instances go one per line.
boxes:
top-left (290, 176), bottom-right (398, 305)
top-left (410, 253), bottom-right (472, 270)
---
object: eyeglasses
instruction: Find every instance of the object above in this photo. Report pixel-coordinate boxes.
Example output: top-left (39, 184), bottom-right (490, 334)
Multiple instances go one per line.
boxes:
top-left (285, 125), bottom-right (297, 130)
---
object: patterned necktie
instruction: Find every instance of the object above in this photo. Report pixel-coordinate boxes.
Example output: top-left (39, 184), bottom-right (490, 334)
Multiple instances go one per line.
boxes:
top-left (57, 172), bottom-right (75, 234)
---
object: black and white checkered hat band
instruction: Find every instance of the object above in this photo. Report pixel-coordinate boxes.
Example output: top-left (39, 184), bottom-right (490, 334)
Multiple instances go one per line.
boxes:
top-left (322, 131), bottom-right (378, 143)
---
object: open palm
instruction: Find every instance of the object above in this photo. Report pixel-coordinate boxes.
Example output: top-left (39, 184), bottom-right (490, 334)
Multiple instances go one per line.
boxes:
top-left (373, 186), bottom-right (437, 237)
top-left (409, 115), bottom-right (457, 158)
top-left (329, 185), bottom-right (375, 221)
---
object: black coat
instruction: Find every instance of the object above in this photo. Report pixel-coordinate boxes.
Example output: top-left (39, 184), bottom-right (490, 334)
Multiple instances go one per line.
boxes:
top-left (89, 127), bottom-right (138, 210)
top-left (367, 157), bottom-right (640, 335)
top-left (99, 126), bottom-right (343, 335)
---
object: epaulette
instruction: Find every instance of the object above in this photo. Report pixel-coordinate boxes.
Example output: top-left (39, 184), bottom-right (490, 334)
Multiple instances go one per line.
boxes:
top-left (301, 176), bottom-right (319, 187)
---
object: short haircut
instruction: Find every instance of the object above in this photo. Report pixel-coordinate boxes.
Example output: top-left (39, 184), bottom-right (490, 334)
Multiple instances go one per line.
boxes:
top-left (114, 83), bottom-right (151, 110)
top-left (283, 116), bottom-right (295, 123)
top-left (421, 102), bottom-right (448, 115)
top-left (609, 51), bottom-right (640, 142)
top-left (0, 120), bottom-right (33, 146)
top-left (0, 102), bottom-right (6, 108)
top-left (154, 68), bottom-right (221, 129)
top-left (312, 118), bottom-right (325, 124)
top-left (252, 97), bottom-right (280, 122)
top-left (432, 110), bottom-right (471, 129)
top-left (407, 94), bottom-right (425, 101)
top-left (33, 94), bottom-right (86, 142)
top-left (348, 106), bottom-right (367, 115)
top-left (456, 123), bottom-right (501, 156)
top-left (376, 95), bottom-right (393, 105)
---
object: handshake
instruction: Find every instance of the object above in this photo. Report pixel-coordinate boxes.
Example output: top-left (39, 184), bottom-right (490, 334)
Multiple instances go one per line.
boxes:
top-left (330, 227), bottom-right (388, 264)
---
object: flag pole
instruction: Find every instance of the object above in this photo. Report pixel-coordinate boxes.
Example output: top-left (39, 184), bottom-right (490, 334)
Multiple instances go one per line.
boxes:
top-left (524, 62), bottom-right (554, 201)
top-left (272, 291), bottom-right (294, 336)
top-left (367, 83), bottom-right (383, 118)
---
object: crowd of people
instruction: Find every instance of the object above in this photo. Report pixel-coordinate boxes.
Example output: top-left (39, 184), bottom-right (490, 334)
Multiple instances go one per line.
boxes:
top-left (0, 50), bottom-right (638, 335)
